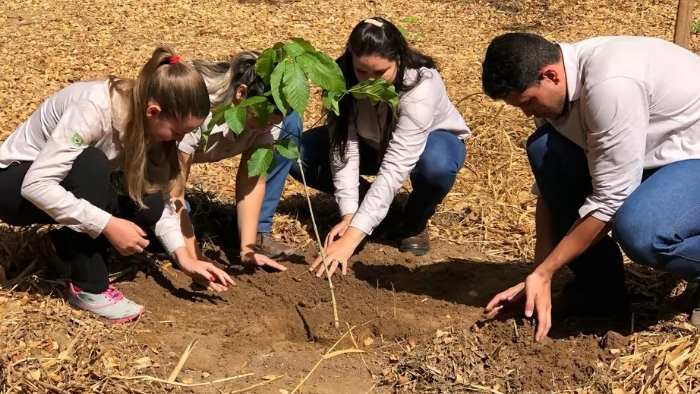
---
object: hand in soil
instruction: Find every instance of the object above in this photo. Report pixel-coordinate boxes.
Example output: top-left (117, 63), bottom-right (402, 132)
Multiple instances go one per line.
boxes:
top-left (240, 250), bottom-right (288, 273)
top-left (524, 271), bottom-right (552, 341)
top-left (312, 234), bottom-right (358, 277)
top-left (103, 217), bottom-right (149, 255)
top-left (484, 281), bottom-right (526, 319)
top-left (179, 258), bottom-right (237, 292)
top-left (326, 216), bottom-right (352, 247)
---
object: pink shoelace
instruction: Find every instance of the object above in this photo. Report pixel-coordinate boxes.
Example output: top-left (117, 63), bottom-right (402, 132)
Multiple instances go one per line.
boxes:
top-left (103, 285), bottom-right (124, 302)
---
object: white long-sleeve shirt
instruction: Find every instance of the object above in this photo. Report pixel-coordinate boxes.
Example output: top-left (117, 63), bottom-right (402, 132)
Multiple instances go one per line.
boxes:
top-left (534, 36), bottom-right (700, 222)
top-left (331, 68), bottom-right (471, 234)
top-left (177, 113), bottom-right (281, 163)
top-left (0, 79), bottom-right (186, 254)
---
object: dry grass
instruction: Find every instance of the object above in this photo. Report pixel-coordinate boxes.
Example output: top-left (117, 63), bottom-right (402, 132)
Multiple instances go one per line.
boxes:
top-left (2, 0), bottom-right (700, 392)
top-left (2, 0), bottom-right (696, 265)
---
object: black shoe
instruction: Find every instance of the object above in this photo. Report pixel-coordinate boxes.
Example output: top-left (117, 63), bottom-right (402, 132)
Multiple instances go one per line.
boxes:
top-left (398, 228), bottom-right (430, 256)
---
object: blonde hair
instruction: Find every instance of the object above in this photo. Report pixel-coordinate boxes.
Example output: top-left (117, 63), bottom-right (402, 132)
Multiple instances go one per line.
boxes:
top-left (190, 51), bottom-right (265, 107)
top-left (110, 47), bottom-right (210, 208)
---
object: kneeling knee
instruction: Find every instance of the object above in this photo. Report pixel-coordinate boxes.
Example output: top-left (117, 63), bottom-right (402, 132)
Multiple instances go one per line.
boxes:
top-left (413, 159), bottom-right (457, 190)
top-left (613, 210), bottom-right (659, 267)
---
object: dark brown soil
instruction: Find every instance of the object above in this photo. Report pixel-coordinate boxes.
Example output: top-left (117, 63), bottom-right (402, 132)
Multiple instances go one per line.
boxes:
top-left (109, 240), bottom-right (630, 394)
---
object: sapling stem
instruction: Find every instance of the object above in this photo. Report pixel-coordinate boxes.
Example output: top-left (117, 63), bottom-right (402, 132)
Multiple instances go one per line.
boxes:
top-left (295, 155), bottom-right (340, 329)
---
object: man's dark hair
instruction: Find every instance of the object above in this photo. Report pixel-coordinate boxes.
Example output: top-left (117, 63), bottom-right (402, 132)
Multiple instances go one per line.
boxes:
top-left (481, 33), bottom-right (562, 100)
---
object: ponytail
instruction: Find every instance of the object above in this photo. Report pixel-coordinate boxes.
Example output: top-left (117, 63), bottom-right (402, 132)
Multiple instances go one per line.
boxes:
top-left (190, 51), bottom-right (267, 107)
top-left (110, 47), bottom-right (209, 208)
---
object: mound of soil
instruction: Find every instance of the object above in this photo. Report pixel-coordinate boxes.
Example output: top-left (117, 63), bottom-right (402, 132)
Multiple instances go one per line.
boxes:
top-left (108, 241), bottom-right (630, 393)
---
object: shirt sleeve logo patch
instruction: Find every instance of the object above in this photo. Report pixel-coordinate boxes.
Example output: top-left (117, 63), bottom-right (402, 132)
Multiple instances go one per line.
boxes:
top-left (71, 133), bottom-right (85, 147)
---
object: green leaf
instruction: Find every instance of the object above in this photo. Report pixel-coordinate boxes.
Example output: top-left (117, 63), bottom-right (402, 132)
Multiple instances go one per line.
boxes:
top-left (206, 104), bottom-right (228, 134)
top-left (270, 60), bottom-right (292, 116)
top-left (224, 105), bottom-right (247, 135)
top-left (307, 51), bottom-right (345, 88)
top-left (247, 146), bottom-right (276, 178)
top-left (274, 138), bottom-right (300, 159)
top-left (283, 41), bottom-right (306, 57)
top-left (249, 100), bottom-right (275, 127)
top-left (297, 52), bottom-right (346, 92)
top-left (270, 43), bottom-right (287, 62)
top-left (291, 37), bottom-right (316, 52)
top-left (281, 62), bottom-right (310, 117)
top-left (256, 49), bottom-right (276, 85)
top-left (349, 78), bottom-right (396, 103)
top-left (321, 90), bottom-right (343, 116)
top-left (397, 25), bottom-right (408, 36)
top-left (402, 15), bottom-right (419, 23)
top-left (240, 96), bottom-right (267, 107)
top-left (348, 78), bottom-right (400, 116)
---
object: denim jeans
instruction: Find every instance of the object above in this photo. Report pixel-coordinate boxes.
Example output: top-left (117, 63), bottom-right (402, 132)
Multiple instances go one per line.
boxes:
top-left (288, 126), bottom-right (467, 231)
top-left (527, 123), bottom-right (700, 286)
top-left (257, 111), bottom-right (302, 233)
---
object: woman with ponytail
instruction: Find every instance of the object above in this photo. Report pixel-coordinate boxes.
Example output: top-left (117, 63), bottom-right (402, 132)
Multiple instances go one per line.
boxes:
top-left (0, 47), bottom-right (235, 323)
top-left (290, 17), bottom-right (471, 277)
top-left (169, 52), bottom-right (302, 275)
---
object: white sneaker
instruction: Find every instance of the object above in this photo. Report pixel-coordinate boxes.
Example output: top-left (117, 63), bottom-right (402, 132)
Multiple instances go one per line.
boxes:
top-left (68, 283), bottom-right (144, 323)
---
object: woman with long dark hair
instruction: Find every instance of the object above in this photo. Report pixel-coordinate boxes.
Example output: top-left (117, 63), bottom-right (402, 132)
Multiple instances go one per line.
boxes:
top-left (290, 17), bottom-right (471, 277)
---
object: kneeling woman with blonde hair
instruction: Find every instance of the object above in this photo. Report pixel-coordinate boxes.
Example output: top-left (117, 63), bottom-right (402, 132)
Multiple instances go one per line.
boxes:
top-left (0, 47), bottom-right (235, 323)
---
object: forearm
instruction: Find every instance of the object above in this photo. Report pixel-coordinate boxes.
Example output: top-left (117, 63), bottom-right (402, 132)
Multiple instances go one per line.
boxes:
top-left (236, 156), bottom-right (265, 254)
top-left (173, 197), bottom-right (204, 260)
top-left (533, 197), bottom-right (556, 266)
top-left (535, 214), bottom-right (611, 277)
top-left (170, 246), bottom-right (192, 268)
top-left (171, 151), bottom-right (201, 260)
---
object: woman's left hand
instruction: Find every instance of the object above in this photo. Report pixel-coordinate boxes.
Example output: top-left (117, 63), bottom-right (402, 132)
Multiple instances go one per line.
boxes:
top-left (310, 235), bottom-right (358, 278)
top-left (179, 258), bottom-right (237, 292)
top-left (240, 249), bottom-right (288, 272)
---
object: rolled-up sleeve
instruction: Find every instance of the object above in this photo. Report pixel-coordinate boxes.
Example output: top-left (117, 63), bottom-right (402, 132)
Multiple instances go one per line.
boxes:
top-left (331, 123), bottom-right (361, 217)
top-left (350, 81), bottom-right (437, 234)
top-left (580, 77), bottom-right (649, 222)
top-left (21, 100), bottom-right (112, 238)
top-left (178, 128), bottom-right (202, 155)
top-left (154, 196), bottom-right (186, 255)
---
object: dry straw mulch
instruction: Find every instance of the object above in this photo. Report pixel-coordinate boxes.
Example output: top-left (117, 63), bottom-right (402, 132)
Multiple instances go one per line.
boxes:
top-left (2, 0), bottom-right (700, 393)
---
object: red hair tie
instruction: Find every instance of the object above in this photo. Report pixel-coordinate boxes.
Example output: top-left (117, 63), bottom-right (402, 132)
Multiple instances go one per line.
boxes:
top-left (169, 56), bottom-right (180, 64)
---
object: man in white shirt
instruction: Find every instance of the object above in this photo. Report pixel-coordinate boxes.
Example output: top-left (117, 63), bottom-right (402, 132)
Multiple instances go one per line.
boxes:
top-left (480, 33), bottom-right (700, 340)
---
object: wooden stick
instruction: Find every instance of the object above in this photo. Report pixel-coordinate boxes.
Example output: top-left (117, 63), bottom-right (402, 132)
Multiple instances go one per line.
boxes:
top-left (291, 327), bottom-right (355, 394)
top-left (167, 340), bottom-right (197, 382)
top-left (674, 0), bottom-right (695, 48)
top-left (347, 325), bottom-right (373, 376)
top-left (22, 377), bottom-right (70, 394)
top-left (468, 383), bottom-right (506, 394)
top-left (110, 373), bottom-right (253, 387)
top-left (296, 157), bottom-right (340, 329)
top-left (227, 374), bottom-right (286, 394)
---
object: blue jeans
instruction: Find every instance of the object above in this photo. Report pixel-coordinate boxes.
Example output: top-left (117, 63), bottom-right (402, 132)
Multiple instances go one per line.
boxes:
top-left (288, 126), bottom-right (467, 231)
top-left (528, 123), bottom-right (700, 286)
top-left (185, 112), bottom-right (301, 234)
top-left (257, 112), bottom-right (302, 233)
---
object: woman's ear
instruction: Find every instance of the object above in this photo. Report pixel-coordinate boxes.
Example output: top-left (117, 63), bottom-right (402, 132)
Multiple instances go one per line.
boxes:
top-left (146, 102), bottom-right (162, 120)
top-left (235, 84), bottom-right (248, 103)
